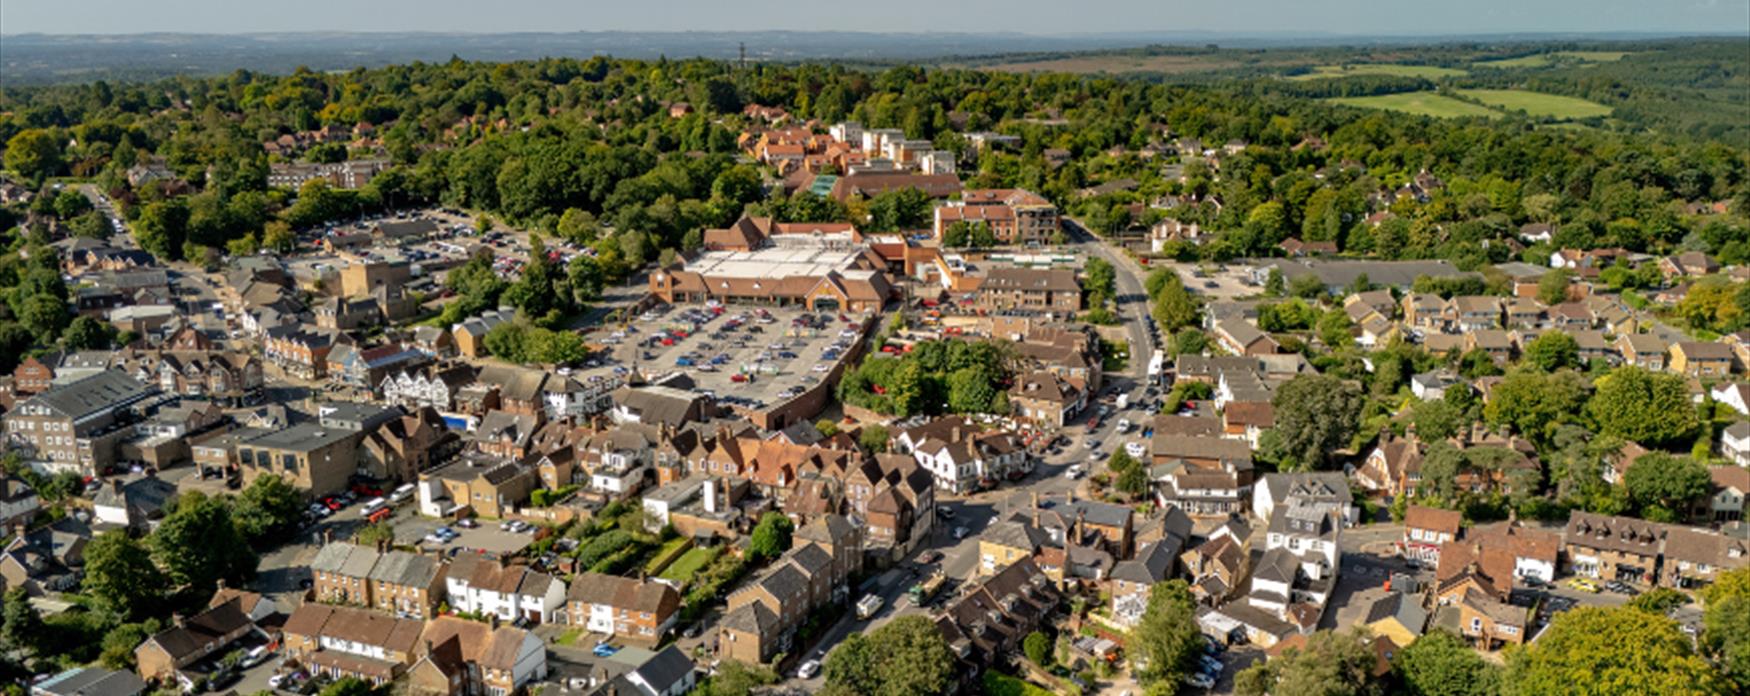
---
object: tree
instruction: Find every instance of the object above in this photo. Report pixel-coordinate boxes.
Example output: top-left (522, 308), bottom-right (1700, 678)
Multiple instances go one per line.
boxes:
top-left (150, 491), bottom-right (258, 596)
top-left (1130, 580), bottom-right (1200, 689)
top-left (747, 512), bottom-right (793, 564)
top-left (1505, 606), bottom-right (1730, 696)
top-left (1108, 451), bottom-right (1148, 497)
top-left (1537, 268), bottom-right (1575, 304)
top-left (1483, 369), bottom-right (1588, 443)
top-left (1624, 452), bottom-right (1711, 522)
top-left (700, 660), bottom-right (779, 696)
top-left (1236, 629), bottom-right (1382, 696)
top-left (135, 198), bottom-right (191, 261)
top-left (1023, 631), bottom-right (1052, 667)
top-left (1700, 567), bottom-right (1750, 693)
top-left (823, 615), bottom-right (953, 696)
top-left (1271, 374), bottom-right (1363, 470)
top-left (355, 522), bottom-right (396, 548)
top-left (62, 315), bottom-right (117, 351)
top-left (3, 129), bottom-right (63, 183)
top-left (858, 425), bottom-right (889, 454)
top-left (82, 530), bottom-right (165, 620)
top-left (946, 366), bottom-right (999, 413)
top-left (233, 474), bottom-right (305, 544)
top-left (1393, 630), bottom-right (1500, 696)
top-left (1629, 588), bottom-right (1691, 615)
top-left (1318, 308), bottom-right (1354, 348)
top-left (0, 588), bottom-right (44, 656)
top-left (1172, 327), bottom-right (1209, 356)
top-left (1589, 367), bottom-right (1699, 447)
top-left (262, 221), bottom-right (296, 253)
top-left (816, 419), bottom-right (840, 437)
top-left (1084, 258), bottom-right (1117, 307)
top-left (1150, 271), bottom-right (1198, 331)
top-left (1264, 267), bottom-right (1286, 297)
top-left (941, 221), bottom-right (970, 247)
top-left (316, 677), bottom-right (378, 696)
top-left (1521, 331), bottom-right (1580, 372)
top-left (100, 620), bottom-right (160, 669)
top-left (1411, 399), bottom-right (1466, 442)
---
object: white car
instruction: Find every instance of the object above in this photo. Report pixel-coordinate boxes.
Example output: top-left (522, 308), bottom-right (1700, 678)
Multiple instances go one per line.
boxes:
top-left (1185, 672), bottom-right (1215, 689)
top-left (1065, 465), bottom-right (1085, 479)
top-left (953, 526), bottom-right (969, 540)
top-left (797, 659), bottom-right (821, 679)
top-left (1125, 441), bottom-right (1148, 458)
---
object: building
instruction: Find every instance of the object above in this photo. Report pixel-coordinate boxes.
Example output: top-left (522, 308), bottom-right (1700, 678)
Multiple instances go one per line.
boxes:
top-left (934, 189), bottom-right (1059, 246)
top-left (1660, 525), bottom-right (1750, 589)
top-left (1402, 505), bottom-right (1462, 565)
top-left (443, 555), bottom-right (566, 625)
top-left (934, 559), bottom-right (1060, 671)
top-left (1252, 472), bottom-right (1356, 528)
top-left (828, 172), bottom-right (962, 202)
top-left (309, 542), bottom-right (449, 618)
top-left (281, 604), bottom-right (424, 686)
top-left (565, 573), bottom-right (682, 645)
top-left (3, 371), bottom-right (157, 474)
top-left (31, 668), bottom-right (148, 696)
top-left (419, 454), bottom-right (540, 519)
top-left (407, 617), bottom-right (547, 696)
top-left (975, 268), bottom-right (1081, 314)
top-left (1563, 511), bottom-right (1664, 585)
top-left (1711, 464), bottom-right (1749, 522)
top-left (649, 242), bottom-right (893, 313)
top-left (236, 423), bottom-right (362, 497)
top-left (134, 598), bottom-right (260, 686)
top-left (1671, 341), bottom-right (1734, 378)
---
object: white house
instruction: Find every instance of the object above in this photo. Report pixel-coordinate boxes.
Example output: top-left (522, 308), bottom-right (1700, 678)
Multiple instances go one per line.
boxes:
top-left (444, 556), bottom-right (567, 624)
top-left (1263, 500), bottom-right (1341, 583)
top-left (1723, 421), bottom-right (1750, 467)
top-left (621, 645), bottom-right (697, 696)
top-left (1712, 383), bottom-right (1750, 417)
top-left (1252, 472), bottom-right (1357, 528)
top-left (0, 478), bottom-right (41, 527)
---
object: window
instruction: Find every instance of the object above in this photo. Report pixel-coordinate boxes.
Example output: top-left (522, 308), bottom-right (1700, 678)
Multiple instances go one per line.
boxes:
top-left (1470, 618), bottom-right (1482, 632)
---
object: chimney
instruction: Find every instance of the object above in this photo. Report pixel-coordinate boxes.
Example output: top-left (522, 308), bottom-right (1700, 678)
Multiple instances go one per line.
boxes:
top-left (951, 426), bottom-right (962, 442)
top-left (324, 528), bottom-right (334, 545)
top-left (112, 479), bottom-right (124, 495)
top-left (1031, 491), bottom-right (1039, 510)
top-left (490, 614), bottom-right (501, 629)
top-left (171, 612), bottom-right (185, 628)
top-left (217, 578), bottom-right (226, 591)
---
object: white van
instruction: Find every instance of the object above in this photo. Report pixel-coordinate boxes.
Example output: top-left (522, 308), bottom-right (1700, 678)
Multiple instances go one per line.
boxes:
top-left (360, 498), bottom-right (389, 518)
top-left (389, 484), bottom-right (416, 503)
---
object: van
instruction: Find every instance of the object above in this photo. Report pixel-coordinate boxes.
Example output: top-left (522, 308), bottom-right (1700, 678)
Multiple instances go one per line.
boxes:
top-left (389, 484), bottom-right (416, 503)
top-left (360, 498), bottom-right (389, 518)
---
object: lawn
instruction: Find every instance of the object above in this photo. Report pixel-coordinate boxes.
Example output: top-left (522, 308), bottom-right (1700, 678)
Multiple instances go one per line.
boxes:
top-left (1289, 63), bottom-right (1467, 81)
top-left (1475, 51), bottom-right (1632, 69)
top-left (1456, 89), bottom-right (1613, 120)
top-left (1326, 92), bottom-right (1500, 119)
top-left (658, 547), bottom-right (718, 585)
top-left (980, 671), bottom-right (1054, 696)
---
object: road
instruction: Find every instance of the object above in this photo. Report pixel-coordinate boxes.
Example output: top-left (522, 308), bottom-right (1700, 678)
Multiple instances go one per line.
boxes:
top-left (1065, 217), bottom-right (1159, 386)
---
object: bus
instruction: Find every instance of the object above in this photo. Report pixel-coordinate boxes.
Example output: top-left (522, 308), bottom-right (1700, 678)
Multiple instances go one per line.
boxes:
top-left (909, 573), bottom-right (946, 605)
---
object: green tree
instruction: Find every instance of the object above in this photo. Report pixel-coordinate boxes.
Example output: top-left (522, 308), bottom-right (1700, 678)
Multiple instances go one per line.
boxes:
top-left (1629, 588), bottom-right (1690, 615)
top-left (1505, 606), bottom-right (1730, 696)
top-left (316, 677), bottom-right (378, 696)
top-left (355, 522), bottom-right (396, 548)
top-left (946, 366), bottom-right (999, 413)
top-left (1411, 399), bottom-right (1466, 442)
top-left (232, 474), bottom-right (305, 545)
top-left (823, 615), bottom-right (953, 696)
top-left (53, 190), bottom-right (93, 219)
top-left (81, 530), bottom-right (165, 620)
top-left (1589, 367), bottom-right (1699, 447)
top-left (1521, 331), bottom-right (1580, 372)
top-left (1393, 630), bottom-right (1500, 696)
top-left (3, 129), bottom-right (63, 183)
top-left (1318, 308), bottom-right (1354, 348)
top-left (858, 425), bottom-right (889, 454)
top-left (1084, 258), bottom-right (1117, 307)
top-left (1700, 567), bottom-right (1750, 692)
top-left (816, 419), bottom-right (841, 437)
top-left (135, 198), bottom-right (191, 261)
top-left (1150, 272), bottom-right (1198, 331)
top-left (99, 620), bottom-right (160, 670)
top-left (150, 491), bottom-right (258, 596)
top-left (1623, 452), bottom-right (1711, 522)
top-left (1270, 374), bottom-right (1364, 470)
top-left (1130, 580), bottom-right (1201, 689)
top-left (700, 660), bottom-right (779, 696)
top-left (1483, 369), bottom-right (1588, 443)
top-left (0, 588), bottom-right (44, 656)
top-left (62, 315), bottom-right (117, 351)
top-left (1537, 268), bottom-right (1575, 305)
top-left (1023, 631), bottom-right (1052, 667)
top-left (1172, 328), bottom-right (1209, 356)
top-left (1236, 629), bottom-right (1382, 696)
top-left (747, 512), bottom-right (794, 564)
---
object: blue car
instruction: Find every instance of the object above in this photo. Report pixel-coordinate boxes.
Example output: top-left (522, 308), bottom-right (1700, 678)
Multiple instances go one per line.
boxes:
top-left (592, 643), bottom-right (619, 657)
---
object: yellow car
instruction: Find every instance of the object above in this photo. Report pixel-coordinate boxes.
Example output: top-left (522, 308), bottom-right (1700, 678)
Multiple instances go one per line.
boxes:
top-left (1567, 578), bottom-right (1600, 593)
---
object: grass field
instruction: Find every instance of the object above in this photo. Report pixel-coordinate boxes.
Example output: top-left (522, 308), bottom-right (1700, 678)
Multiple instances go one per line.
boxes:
top-left (658, 547), bottom-right (718, 585)
top-left (1327, 92), bottom-right (1500, 118)
top-left (1289, 63), bottom-right (1467, 81)
top-left (1457, 89), bottom-right (1613, 119)
top-left (1475, 51), bottom-right (1632, 69)
top-left (981, 54), bottom-right (1242, 74)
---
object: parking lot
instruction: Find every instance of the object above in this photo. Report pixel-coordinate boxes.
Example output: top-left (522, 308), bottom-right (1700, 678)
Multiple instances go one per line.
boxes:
top-left (393, 514), bottom-right (536, 556)
top-left (600, 303), bottom-right (869, 411)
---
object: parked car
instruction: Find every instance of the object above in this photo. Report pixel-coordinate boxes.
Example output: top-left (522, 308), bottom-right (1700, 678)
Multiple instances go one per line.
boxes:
top-left (796, 660), bottom-right (821, 679)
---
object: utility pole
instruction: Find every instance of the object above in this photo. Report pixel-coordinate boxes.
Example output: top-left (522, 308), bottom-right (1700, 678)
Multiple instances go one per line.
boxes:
top-left (738, 42), bottom-right (746, 70)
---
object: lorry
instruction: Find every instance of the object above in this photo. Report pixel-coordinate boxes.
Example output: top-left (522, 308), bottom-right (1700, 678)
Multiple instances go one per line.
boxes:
top-left (1116, 393), bottom-right (1130, 410)
top-left (909, 573), bottom-right (946, 605)
top-left (856, 593), bottom-right (885, 620)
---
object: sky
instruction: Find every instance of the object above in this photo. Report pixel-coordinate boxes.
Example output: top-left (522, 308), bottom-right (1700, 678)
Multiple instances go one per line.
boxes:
top-left (2, 0), bottom-right (1747, 36)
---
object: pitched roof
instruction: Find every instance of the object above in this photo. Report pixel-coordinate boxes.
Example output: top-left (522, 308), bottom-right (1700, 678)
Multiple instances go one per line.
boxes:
top-left (1404, 505), bottom-right (1462, 535)
top-left (566, 573), bottom-right (681, 617)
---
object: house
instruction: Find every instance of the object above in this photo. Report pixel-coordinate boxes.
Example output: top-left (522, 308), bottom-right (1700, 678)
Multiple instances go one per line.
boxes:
top-left (1710, 383), bottom-right (1750, 417)
top-left (718, 539), bottom-right (849, 664)
top-left (1150, 434), bottom-right (1255, 517)
top-left (1709, 465), bottom-right (1749, 521)
top-left (1617, 334), bottom-right (1668, 370)
top-left (597, 645), bottom-right (697, 696)
top-left (1182, 531), bottom-right (1248, 606)
top-left (309, 542), bottom-right (449, 618)
top-left (444, 555), bottom-right (566, 625)
top-left (134, 597), bottom-right (260, 685)
top-left (1660, 252), bottom-right (1718, 280)
top-left (935, 188), bottom-right (1060, 246)
top-left (32, 668), bottom-right (148, 696)
top-left (933, 559), bottom-right (1059, 670)
top-left (1659, 525), bottom-right (1749, 589)
top-left (450, 309), bottom-right (512, 358)
top-left (1409, 372), bottom-right (1460, 401)
top-left (1358, 591), bottom-right (1426, 648)
top-left (1563, 511), bottom-right (1664, 585)
top-left (1721, 421), bottom-right (1750, 467)
top-left (1402, 505), bottom-right (1462, 565)
top-left (1111, 539), bottom-right (1186, 626)
top-left (1671, 341), bottom-right (1734, 378)
top-left (1008, 371), bottom-right (1085, 431)
top-left (91, 476), bottom-right (176, 530)
top-left (566, 573), bottom-right (681, 645)
top-left (407, 617), bottom-right (547, 696)
top-left (235, 423), bottom-right (362, 497)
top-left (281, 604), bottom-right (423, 686)
top-left (0, 519), bottom-right (90, 595)
top-left (1253, 472), bottom-right (1357, 528)
top-left (1212, 319), bottom-right (1278, 356)
top-left (0, 478), bottom-right (41, 528)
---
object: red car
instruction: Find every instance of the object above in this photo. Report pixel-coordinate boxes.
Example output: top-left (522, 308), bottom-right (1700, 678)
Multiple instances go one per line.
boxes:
top-left (323, 497), bottom-right (342, 511)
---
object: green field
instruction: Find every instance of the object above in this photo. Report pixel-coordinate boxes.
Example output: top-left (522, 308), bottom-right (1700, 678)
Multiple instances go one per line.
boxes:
top-left (1475, 51), bottom-right (1632, 69)
top-left (1289, 63), bottom-right (1468, 81)
top-left (658, 547), bottom-right (718, 585)
top-left (1327, 92), bottom-right (1500, 118)
top-left (1457, 89), bottom-right (1613, 119)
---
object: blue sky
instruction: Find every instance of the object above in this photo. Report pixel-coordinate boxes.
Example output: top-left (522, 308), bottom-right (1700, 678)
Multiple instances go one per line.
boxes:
top-left (3, 0), bottom-right (1747, 35)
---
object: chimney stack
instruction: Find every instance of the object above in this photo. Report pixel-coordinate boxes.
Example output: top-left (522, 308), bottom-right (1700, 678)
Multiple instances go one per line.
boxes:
top-left (172, 613), bottom-right (185, 628)
top-left (112, 478), bottom-right (125, 495)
